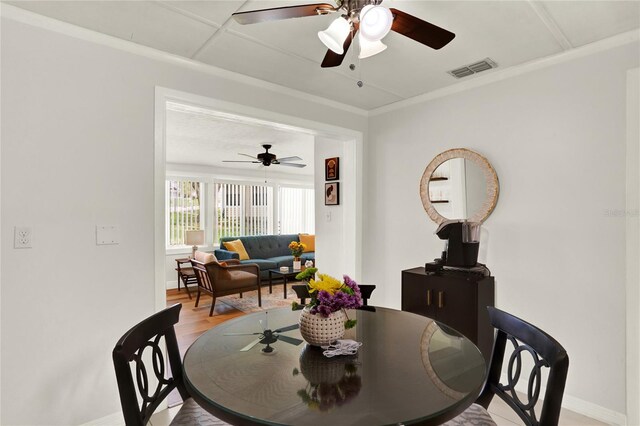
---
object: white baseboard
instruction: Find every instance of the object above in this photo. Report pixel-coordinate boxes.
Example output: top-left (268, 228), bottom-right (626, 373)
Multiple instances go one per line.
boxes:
top-left (562, 394), bottom-right (627, 425)
top-left (166, 280), bottom-right (179, 290)
top-left (81, 411), bottom-right (123, 426)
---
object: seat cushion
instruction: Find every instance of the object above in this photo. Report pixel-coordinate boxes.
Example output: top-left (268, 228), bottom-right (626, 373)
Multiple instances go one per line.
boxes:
top-left (217, 269), bottom-right (258, 291)
top-left (442, 403), bottom-right (496, 426)
top-left (300, 252), bottom-right (315, 263)
top-left (240, 259), bottom-right (277, 271)
top-left (268, 255), bottom-right (295, 267)
top-left (170, 398), bottom-right (228, 425)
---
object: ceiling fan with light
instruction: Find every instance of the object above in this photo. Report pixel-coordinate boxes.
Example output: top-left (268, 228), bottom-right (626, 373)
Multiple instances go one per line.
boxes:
top-left (232, 0), bottom-right (455, 68)
top-left (223, 144), bottom-right (306, 168)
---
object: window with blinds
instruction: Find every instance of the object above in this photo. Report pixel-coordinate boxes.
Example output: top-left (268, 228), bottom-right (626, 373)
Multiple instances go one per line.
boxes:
top-left (166, 180), bottom-right (315, 248)
top-left (279, 186), bottom-right (315, 235)
top-left (167, 180), bottom-right (203, 246)
top-left (216, 183), bottom-right (272, 238)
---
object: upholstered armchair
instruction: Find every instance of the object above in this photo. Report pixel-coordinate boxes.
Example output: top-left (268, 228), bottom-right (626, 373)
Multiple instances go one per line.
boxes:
top-left (190, 251), bottom-right (261, 316)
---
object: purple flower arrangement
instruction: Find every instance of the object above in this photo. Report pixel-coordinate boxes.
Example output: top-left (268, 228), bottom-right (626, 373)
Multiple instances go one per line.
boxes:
top-left (292, 270), bottom-right (362, 329)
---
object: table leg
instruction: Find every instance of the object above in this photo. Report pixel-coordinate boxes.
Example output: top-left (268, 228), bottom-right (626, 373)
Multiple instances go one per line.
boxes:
top-left (177, 270), bottom-right (181, 291)
top-left (283, 276), bottom-right (287, 299)
top-left (269, 271), bottom-right (273, 294)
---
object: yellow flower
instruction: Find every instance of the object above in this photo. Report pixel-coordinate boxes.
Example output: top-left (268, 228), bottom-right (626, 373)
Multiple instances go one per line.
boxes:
top-left (308, 273), bottom-right (343, 295)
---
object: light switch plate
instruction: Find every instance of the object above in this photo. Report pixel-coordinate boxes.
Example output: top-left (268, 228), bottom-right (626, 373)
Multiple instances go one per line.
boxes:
top-left (96, 225), bottom-right (119, 245)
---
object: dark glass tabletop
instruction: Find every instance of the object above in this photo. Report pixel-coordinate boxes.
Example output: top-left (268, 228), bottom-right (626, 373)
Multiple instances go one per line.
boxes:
top-left (183, 307), bottom-right (486, 426)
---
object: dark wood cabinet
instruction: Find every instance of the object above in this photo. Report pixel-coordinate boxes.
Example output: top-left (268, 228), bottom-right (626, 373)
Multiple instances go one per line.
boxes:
top-left (401, 267), bottom-right (495, 363)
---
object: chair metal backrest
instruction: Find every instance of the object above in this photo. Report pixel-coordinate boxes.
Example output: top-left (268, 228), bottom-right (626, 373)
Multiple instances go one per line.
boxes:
top-left (476, 307), bottom-right (569, 426)
top-left (112, 304), bottom-right (188, 426)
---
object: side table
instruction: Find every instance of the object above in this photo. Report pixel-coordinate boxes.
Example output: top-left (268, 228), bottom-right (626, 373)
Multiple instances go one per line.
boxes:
top-left (175, 258), bottom-right (197, 299)
top-left (267, 268), bottom-right (301, 299)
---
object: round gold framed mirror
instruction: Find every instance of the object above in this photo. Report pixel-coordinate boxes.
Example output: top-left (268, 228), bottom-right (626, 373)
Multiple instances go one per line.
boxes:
top-left (420, 148), bottom-right (499, 224)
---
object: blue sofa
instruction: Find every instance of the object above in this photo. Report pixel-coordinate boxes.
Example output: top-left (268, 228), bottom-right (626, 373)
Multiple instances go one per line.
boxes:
top-left (214, 234), bottom-right (315, 281)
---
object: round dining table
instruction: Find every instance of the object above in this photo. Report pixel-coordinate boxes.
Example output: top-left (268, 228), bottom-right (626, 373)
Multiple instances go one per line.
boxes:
top-left (183, 307), bottom-right (487, 426)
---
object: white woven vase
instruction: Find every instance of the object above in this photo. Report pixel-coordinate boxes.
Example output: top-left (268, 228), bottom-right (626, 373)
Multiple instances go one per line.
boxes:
top-left (299, 307), bottom-right (346, 346)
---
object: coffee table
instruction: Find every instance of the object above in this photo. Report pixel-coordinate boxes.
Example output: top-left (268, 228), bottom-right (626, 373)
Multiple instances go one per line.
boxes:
top-left (267, 268), bottom-right (301, 298)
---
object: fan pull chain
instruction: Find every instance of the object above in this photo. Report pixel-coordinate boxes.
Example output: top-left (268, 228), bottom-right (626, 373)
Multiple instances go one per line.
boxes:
top-left (348, 27), bottom-right (364, 88)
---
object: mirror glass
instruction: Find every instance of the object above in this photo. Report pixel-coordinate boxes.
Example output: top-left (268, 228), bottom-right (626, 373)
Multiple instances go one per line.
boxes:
top-left (420, 148), bottom-right (499, 224)
top-left (428, 158), bottom-right (487, 220)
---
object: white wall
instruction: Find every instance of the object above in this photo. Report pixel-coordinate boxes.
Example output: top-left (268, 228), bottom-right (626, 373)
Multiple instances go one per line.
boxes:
top-left (314, 137), bottom-right (346, 278)
top-left (364, 42), bottom-right (639, 420)
top-left (0, 15), bottom-right (366, 425)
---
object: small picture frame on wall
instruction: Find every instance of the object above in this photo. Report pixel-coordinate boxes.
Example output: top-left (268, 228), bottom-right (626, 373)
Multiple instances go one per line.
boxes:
top-left (325, 157), bottom-right (339, 181)
top-left (325, 182), bottom-right (339, 206)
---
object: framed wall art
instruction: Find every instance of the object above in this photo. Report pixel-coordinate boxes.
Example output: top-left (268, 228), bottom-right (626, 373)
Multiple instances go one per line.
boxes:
top-left (325, 182), bottom-right (339, 206)
top-left (325, 157), bottom-right (339, 181)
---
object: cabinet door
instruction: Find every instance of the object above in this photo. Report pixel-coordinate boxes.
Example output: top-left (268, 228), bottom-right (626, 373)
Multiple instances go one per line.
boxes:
top-left (430, 279), bottom-right (477, 342)
top-left (401, 273), bottom-right (434, 318)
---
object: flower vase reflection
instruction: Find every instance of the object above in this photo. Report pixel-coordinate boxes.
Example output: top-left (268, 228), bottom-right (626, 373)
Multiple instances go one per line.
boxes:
top-left (293, 346), bottom-right (362, 411)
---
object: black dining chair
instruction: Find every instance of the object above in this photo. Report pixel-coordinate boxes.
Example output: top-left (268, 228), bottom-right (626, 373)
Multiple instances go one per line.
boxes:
top-left (291, 284), bottom-right (376, 308)
top-left (112, 303), bottom-right (228, 425)
top-left (444, 306), bottom-right (569, 426)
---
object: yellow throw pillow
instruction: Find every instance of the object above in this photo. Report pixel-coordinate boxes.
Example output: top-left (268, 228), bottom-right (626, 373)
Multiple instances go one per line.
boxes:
top-left (299, 234), bottom-right (315, 252)
top-left (223, 239), bottom-right (250, 260)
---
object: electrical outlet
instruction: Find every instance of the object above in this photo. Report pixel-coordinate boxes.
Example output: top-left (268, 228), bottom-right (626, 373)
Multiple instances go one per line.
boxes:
top-left (14, 227), bottom-right (32, 249)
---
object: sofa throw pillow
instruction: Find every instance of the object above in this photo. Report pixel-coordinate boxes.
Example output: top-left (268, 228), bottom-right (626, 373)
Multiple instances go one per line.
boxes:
top-left (223, 239), bottom-right (250, 260)
top-left (195, 251), bottom-right (217, 264)
top-left (299, 234), bottom-right (315, 252)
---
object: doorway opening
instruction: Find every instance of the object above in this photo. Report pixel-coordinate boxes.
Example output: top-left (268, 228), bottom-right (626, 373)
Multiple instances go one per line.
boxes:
top-left (154, 87), bottom-right (363, 351)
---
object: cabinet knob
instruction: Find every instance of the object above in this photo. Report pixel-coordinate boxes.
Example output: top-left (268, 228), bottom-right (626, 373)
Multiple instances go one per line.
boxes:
top-left (438, 291), bottom-right (444, 308)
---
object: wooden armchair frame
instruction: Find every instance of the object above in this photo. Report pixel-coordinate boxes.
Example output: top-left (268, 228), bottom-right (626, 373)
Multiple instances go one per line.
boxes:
top-left (191, 259), bottom-right (261, 316)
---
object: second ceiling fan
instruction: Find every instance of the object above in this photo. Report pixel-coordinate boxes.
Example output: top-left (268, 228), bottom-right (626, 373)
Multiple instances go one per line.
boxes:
top-left (223, 144), bottom-right (307, 168)
top-left (232, 0), bottom-right (455, 68)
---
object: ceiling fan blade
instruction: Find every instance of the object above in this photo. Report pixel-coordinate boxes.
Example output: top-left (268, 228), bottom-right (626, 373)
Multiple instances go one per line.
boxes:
top-left (222, 160), bottom-right (261, 163)
top-left (277, 335), bottom-right (304, 346)
top-left (276, 156), bottom-right (303, 163)
top-left (240, 338), bottom-right (263, 352)
top-left (239, 153), bottom-right (258, 160)
top-left (273, 323), bottom-right (299, 333)
top-left (277, 163), bottom-right (307, 168)
top-left (224, 332), bottom-right (261, 336)
top-left (321, 28), bottom-right (355, 68)
top-left (389, 8), bottom-right (455, 50)
top-left (233, 3), bottom-right (335, 25)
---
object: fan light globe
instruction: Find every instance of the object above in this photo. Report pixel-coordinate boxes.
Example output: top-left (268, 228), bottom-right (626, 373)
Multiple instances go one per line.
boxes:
top-left (358, 33), bottom-right (387, 58)
top-left (318, 17), bottom-right (350, 54)
top-left (359, 5), bottom-right (393, 42)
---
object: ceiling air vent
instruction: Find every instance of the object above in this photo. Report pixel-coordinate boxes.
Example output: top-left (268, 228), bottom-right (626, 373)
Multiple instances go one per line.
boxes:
top-left (448, 58), bottom-right (497, 79)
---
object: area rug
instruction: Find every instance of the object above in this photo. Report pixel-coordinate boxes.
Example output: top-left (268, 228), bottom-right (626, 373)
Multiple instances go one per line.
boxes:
top-left (218, 284), bottom-right (298, 313)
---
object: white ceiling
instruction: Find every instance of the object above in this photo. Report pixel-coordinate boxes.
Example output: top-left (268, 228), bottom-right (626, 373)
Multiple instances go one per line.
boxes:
top-left (6, 0), bottom-right (639, 174)
top-left (6, 0), bottom-right (640, 111)
top-left (165, 103), bottom-right (315, 176)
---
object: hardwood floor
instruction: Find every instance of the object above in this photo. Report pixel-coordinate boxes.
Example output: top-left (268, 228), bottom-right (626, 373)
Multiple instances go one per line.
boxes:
top-left (167, 288), bottom-right (247, 356)
top-left (166, 287), bottom-right (249, 407)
